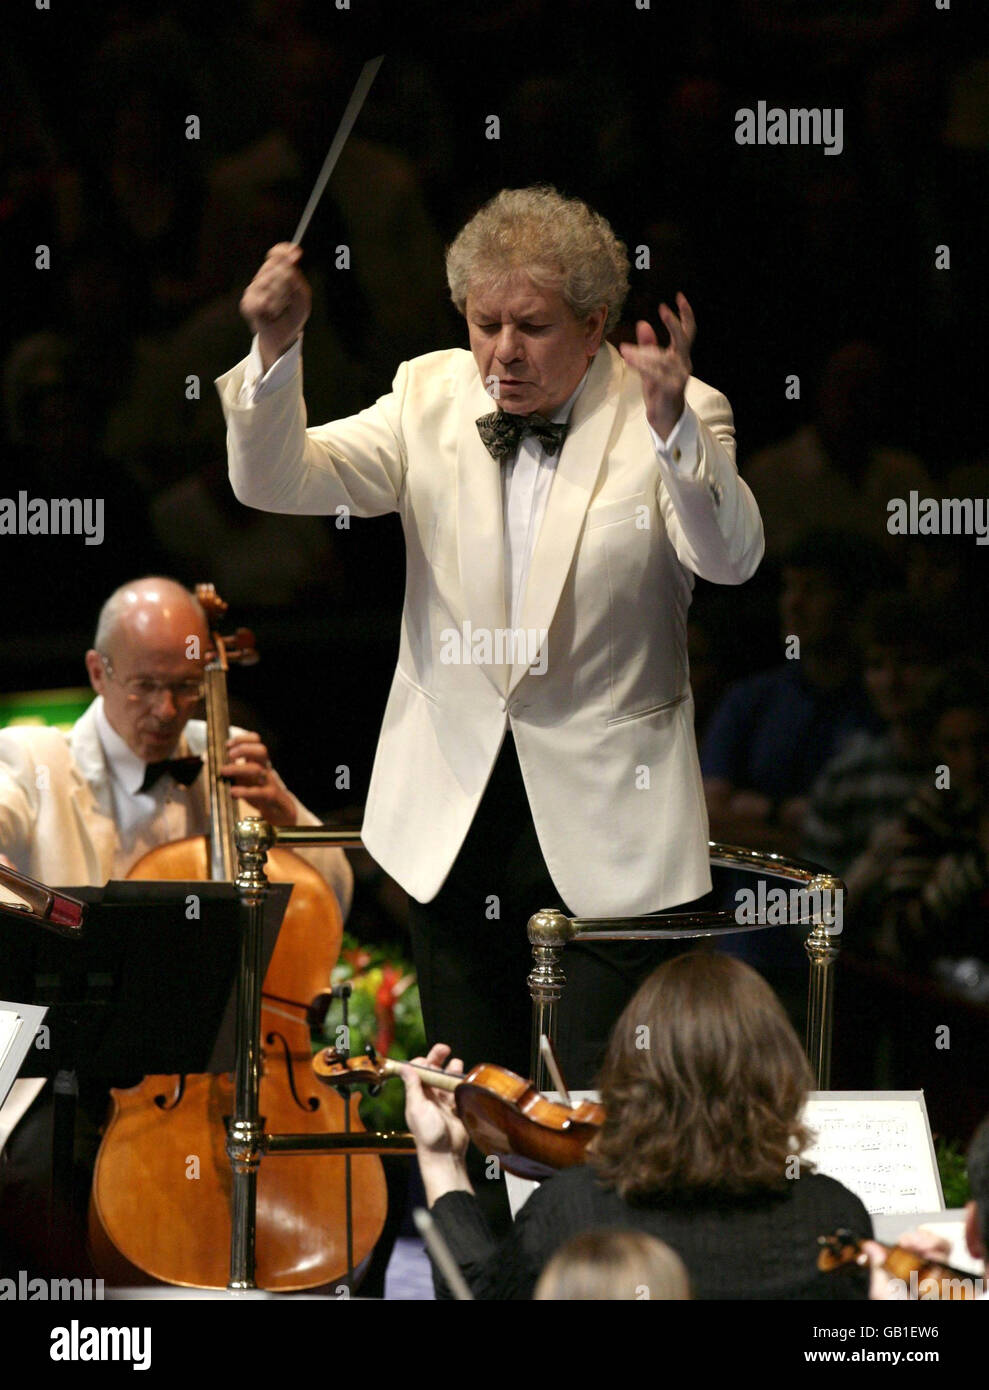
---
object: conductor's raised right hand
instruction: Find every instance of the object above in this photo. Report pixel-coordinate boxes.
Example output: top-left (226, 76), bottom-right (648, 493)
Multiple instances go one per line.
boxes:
top-left (240, 243), bottom-right (312, 373)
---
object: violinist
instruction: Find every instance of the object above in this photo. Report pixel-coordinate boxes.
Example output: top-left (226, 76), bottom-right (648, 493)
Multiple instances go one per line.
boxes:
top-left (862, 1113), bottom-right (989, 1300)
top-left (402, 952), bottom-right (873, 1300)
top-left (965, 1116), bottom-right (989, 1281)
top-left (0, 575), bottom-right (352, 1273)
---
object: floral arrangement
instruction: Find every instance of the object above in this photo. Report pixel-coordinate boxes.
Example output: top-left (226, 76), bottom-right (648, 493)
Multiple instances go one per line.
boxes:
top-left (315, 934), bottom-right (426, 1131)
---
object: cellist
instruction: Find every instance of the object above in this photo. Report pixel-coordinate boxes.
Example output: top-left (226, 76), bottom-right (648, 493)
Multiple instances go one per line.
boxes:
top-left (0, 574), bottom-right (352, 1274)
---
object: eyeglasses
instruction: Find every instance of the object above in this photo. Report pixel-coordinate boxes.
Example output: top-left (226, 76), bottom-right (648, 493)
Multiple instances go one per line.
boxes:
top-left (99, 654), bottom-right (204, 707)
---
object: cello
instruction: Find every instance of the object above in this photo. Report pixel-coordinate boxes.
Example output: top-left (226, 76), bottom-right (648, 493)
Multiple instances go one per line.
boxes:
top-left (88, 586), bottom-right (387, 1290)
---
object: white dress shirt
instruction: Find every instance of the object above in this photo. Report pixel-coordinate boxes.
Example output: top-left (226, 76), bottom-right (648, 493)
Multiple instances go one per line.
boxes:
top-left (95, 702), bottom-right (203, 878)
top-left (241, 336), bottom-right (700, 630)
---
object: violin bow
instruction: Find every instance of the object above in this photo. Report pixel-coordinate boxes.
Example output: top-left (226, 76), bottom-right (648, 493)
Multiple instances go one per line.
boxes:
top-left (413, 1208), bottom-right (474, 1301)
top-left (539, 1033), bottom-right (572, 1105)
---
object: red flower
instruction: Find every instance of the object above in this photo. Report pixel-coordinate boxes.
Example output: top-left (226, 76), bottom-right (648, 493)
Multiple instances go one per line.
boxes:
top-left (373, 965), bottom-right (402, 1058)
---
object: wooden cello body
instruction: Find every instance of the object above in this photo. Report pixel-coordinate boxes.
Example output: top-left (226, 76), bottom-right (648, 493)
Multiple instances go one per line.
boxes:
top-left (88, 588), bottom-right (386, 1291)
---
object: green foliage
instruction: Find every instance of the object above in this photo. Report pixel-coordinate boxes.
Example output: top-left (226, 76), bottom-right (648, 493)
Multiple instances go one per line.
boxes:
top-left (312, 934), bottom-right (426, 1131)
top-left (935, 1136), bottom-right (970, 1210)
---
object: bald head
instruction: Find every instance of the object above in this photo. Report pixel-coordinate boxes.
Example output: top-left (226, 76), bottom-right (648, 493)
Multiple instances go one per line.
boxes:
top-left (86, 578), bottom-right (210, 761)
top-left (93, 578), bottom-right (208, 658)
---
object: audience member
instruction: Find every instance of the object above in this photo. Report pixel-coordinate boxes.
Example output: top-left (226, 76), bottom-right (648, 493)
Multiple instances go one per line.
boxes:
top-left (743, 343), bottom-right (930, 560)
top-left (702, 530), bottom-right (884, 855)
top-left (868, 662), bottom-right (989, 970)
top-left (802, 594), bottom-right (945, 886)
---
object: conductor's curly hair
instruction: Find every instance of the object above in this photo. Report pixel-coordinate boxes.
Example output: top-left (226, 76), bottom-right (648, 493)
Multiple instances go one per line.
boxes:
top-left (445, 186), bottom-right (630, 334)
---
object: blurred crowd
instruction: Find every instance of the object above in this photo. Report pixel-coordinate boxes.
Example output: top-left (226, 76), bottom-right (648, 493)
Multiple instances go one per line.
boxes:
top-left (1, 1), bottom-right (986, 1115)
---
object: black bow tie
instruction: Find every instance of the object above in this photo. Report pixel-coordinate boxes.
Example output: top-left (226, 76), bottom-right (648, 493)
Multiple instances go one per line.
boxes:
top-left (139, 756), bottom-right (203, 794)
top-left (476, 410), bottom-right (569, 463)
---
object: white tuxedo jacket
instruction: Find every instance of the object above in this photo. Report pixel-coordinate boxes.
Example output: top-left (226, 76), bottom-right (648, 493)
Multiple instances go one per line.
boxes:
top-left (218, 343), bottom-right (763, 915)
top-left (0, 700), bottom-right (352, 915)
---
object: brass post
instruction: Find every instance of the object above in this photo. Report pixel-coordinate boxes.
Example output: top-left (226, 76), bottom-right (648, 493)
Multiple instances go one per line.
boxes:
top-left (803, 874), bottom-right (842, 1089)
top-left (228, 815), bottom-right (275, 1291)
top-left (527, 909), bottom-right (575, 1089)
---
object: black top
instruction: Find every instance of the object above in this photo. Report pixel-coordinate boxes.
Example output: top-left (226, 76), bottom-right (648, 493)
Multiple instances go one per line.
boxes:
top-left (429, 1165), bottom-right (873, 1300)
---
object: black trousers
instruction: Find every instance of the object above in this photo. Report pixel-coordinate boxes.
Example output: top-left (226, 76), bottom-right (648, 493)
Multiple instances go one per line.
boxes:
top-left (407, 731), bottom-right (681, 1092)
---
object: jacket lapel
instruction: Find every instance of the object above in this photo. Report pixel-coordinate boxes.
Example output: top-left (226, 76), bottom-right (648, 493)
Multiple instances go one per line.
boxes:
top-left (509, 344), bottom-right (621, 693)
top-left (66, 700), bottom-right (119, 881)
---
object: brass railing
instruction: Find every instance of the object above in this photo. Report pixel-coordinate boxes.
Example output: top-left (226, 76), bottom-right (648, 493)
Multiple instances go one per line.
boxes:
top-left (527, 841), bottom-right (843, 1092)
top-left (228, 818), bottom-right (414, 1292)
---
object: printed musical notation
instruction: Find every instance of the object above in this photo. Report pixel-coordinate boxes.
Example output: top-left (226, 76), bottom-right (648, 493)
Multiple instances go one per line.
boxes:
top-left (802, 1093), bottom-right (942, 1215)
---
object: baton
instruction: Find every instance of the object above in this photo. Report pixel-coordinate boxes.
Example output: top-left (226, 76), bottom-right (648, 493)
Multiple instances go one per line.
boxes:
top-left (291, 53), bottom-right (385, 245)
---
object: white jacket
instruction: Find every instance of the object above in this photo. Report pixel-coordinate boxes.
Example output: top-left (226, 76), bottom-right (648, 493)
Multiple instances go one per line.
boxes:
top-left (0, 699), bottom-right (353, 915)
top-left (218, 342), bottom-right (763, 914)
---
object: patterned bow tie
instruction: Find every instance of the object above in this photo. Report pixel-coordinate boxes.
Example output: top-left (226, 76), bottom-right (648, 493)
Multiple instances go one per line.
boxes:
top-left (476, 410), bottom-right (569, 463)
top-left (139, 755), bottom-right (203, 794)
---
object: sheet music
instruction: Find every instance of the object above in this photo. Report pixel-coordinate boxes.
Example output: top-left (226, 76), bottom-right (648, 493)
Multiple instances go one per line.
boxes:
top-left (0, 999), bottom-right (49, 1116)
top-left (507, 1090), bottom-right (943, 1220)
top-left (0, 1009), bottom-right (21, 1071)
top-left (803, 1092), bottom-right (943, 1216)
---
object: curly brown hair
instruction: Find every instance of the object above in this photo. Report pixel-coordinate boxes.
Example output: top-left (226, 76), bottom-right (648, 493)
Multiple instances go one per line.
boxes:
top-left (588, 952), bottom-right (814, 1200)
top-left (445, 186), bottom-right (630, 334)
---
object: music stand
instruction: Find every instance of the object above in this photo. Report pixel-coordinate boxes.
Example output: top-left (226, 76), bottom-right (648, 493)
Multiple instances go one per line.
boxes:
top-left (0, 880), bottom-right (290, 1265)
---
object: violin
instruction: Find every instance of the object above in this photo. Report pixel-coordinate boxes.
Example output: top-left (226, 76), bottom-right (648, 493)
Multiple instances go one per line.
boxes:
top-left (314, 1046), bottom-right (605, 1180)
top-left (818, 1229), bottom-right (979, 1299)
top-left (88, 585), bottom-right (386, 1291)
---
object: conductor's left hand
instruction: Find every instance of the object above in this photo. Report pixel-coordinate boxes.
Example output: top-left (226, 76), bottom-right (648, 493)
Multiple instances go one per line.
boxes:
top-left (620, 292), bottom-right (696, 440)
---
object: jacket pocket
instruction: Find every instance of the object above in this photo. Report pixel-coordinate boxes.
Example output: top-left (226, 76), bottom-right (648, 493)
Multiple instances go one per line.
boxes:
top-left (584, 491), bottom-right (650, 531)
top-left (606, 690), bottom-right (690, 726)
